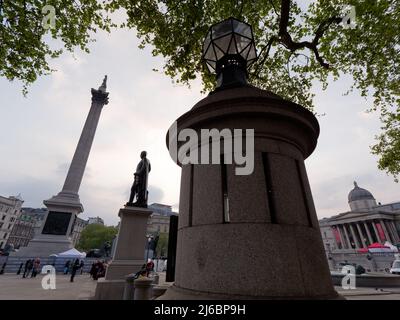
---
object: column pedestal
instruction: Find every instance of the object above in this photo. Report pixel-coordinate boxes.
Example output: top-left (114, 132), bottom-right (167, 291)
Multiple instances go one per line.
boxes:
top-left (94, 206), bottom-right (152, 300)
top-left (11, 194), bottom-right (83, 257)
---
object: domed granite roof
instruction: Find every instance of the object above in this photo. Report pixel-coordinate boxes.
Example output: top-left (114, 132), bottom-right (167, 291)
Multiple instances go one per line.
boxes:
top-left (348, 181), bottom-right (375, 202)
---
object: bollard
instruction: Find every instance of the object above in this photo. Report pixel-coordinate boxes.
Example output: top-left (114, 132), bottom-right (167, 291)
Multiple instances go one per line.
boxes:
top-left (133, 277), bottom-right (154, 300)
top-left (123, 273), bottom-right (136, 300)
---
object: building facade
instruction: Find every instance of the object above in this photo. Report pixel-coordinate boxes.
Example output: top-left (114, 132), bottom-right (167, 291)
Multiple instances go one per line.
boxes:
top-left (147, 203), bottom-right (178, 235)
top-left (88, 216), bottom-right (104, 225)
top-left (319, 182), bottom-right (400, 271)
top-left (6, 208), bottom-right (47, 251)
top-left (0, 195), bottom-right (24, 250)
top-left (71, 217), bottom-right (89, 246)
top-left (6, 213), bottom-right (36, 249)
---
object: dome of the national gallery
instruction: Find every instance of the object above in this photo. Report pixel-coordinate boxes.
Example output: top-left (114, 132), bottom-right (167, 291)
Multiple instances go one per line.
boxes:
top-left (348, 181), bottom-right (375, 202)
top-left (348, 181), bottom-right (377, 211)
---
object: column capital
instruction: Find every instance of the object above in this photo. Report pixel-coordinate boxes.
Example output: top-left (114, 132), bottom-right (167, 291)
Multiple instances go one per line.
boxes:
top-left (91, 75), bottom-right (109, 105)
top-left (91, 88), bottom-right (109, 105)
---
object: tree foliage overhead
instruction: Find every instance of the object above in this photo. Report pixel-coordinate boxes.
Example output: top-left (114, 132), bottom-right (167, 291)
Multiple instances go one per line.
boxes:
top-left (77, 223), bottom-right (118, 252)
top-left (0, 0), bottom-right (113, 94)
top-left (0, 0), bottom-right (399, 180)
top-left (155, 232), bottom-right (169, 258)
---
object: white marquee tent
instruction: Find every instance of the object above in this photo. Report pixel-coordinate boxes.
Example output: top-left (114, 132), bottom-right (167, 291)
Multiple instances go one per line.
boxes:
top-left (55, 248), bottom-right (86, 258)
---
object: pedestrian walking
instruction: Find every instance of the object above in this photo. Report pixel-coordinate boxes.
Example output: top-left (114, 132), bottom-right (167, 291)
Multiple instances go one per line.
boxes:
top-left (31, 258), bottom-right (41, 278)
top-left (70, 259), bottom-right (80, 282)
top-left (17, 262), bottom-right (23, 275)
top-left (89, 261), bottom-right (96, 279)
top-left (0, 262), bottom-right (6, 274)
top-left (23, 259), bottom-right (33, 278)
top-left (22, 259), bottom-right (30, 278)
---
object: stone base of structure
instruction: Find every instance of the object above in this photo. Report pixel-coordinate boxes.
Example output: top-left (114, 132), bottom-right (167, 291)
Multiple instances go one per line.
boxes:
top-left (11, 235), bottom-right (73, 257)
top-left (160, 284), bottom-right (342, 300)
top-left (94, 205), bottom-right (152, 300)
top-left (11, 193), bottom-right (82, 257)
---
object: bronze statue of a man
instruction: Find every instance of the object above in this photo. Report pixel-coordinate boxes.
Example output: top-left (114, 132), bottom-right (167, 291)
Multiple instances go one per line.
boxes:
top-left (126, 151), bottom-right (151, 208)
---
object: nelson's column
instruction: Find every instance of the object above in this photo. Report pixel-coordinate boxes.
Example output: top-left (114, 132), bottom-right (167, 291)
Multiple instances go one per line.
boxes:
top-left (14, 76), bottom-right (109, 257)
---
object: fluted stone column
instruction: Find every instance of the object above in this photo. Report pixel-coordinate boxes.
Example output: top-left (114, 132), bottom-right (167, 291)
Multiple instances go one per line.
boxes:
top-left (363, 221), bottom-right (373, 244)
top-left (389, 221), bottom-right (400, 243)
top-left (349, 224), bottom-right (360, 248)
top-left (12, 76), bottom-right (109, 257)
top-left (337, 225), bottom-right (348, 249)
top-left (334, 225), bottom-right (344, 249)
top-left (343, 224), bottom-right (352, 249)
top-left (380, 220), bottom-right (392, 243)
top-left (356, 223), bottom-right (367, 248)
top-left (58, 80), bottom-right (109, 202)
top-left (371, 221), bottom-right (381, 242)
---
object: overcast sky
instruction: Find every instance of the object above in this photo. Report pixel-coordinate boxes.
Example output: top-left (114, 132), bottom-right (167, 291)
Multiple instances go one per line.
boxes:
top-left (0, 14), bottom-right (399, 226)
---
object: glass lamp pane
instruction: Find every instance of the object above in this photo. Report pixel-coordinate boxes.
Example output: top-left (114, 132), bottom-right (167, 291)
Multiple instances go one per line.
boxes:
top-left (212, 19), bottom-right (233, 39)
top-left (204, 44), bottom-right (216, 60)
top-left (214, 34), bottom-right (232, 53)
top-left (228, 37), bottom-right (237, 54)
top-left (206, 62), bottom-right (215, 73)
top-left (232, 19), bottom-right (252, 38)
top-left (235, 34), bottom-right (251, 53)
top-left (206, 60), bottom-right (216, 71)
top-left (214, 45), bottom-right (225, 60)
top-left (247, 43), bottom-right (257, 60)
top-left (240, 43), bottom-right (252, 59)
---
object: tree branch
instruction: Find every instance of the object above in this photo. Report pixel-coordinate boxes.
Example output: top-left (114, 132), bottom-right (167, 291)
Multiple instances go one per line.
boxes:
top-left (253, 35), bottom-right (277, 76)
top-left (277, 0), bottom-right (341, 69)
top-left (268, 0), bottom-right (279, 17)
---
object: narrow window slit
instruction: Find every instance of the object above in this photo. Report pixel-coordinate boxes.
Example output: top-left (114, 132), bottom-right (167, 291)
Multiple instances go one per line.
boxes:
top-left (188, 164), bottom-right (194, 227)
top-left (295, 159), bottom-right (313, 228)
top-left (262, 152), bottom-right (277, 224)
top-left (221, 154), bottom-right (230, 223)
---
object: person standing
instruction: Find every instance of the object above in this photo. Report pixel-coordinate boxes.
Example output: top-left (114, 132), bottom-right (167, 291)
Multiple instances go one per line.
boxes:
top-left (79, 260), bottom-right (84, 275)
top-left (25, 259), bottom-right (33, 278)
top-left (31, 258), bottom-right (41, 278)
top-left (0, 262), bottom-right (6, 274)
top-left (64, 260), bottom-right (71, 274)
top-left (22, 259), bottom-right (30, 278)
top-left (70, 259), bottom-right (80, 282)
top-left (146, 259), bottom-right (154, 277)
top-left (17, 262), bottom-right (23, 275)
top-left (89, 261), bottom-right (96, 279)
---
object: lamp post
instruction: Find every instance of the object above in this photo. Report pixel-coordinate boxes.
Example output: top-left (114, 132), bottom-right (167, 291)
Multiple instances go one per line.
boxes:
top-left (202, 17), bottom-right (257, 89)
top-left (161, 17), bottom-right (338, 300)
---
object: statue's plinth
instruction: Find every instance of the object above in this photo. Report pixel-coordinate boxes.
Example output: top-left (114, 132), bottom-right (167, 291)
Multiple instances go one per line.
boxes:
top-left (94, 205), bottom-right (152, 300)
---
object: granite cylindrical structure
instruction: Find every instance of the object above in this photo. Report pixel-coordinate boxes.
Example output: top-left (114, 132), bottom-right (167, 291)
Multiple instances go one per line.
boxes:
top-left (163, 85), bottom-right (338, 299)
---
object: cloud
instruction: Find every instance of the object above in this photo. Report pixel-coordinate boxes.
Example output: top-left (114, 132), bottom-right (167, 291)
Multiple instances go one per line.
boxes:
top-left (1, 17), bottom-right (399, 230)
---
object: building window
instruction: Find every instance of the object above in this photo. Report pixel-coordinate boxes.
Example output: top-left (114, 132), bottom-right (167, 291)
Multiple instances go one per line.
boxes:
top-left (1, 215), bottom-right (5, 221)
top-left (3, 233), bottom-right (8, 239)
